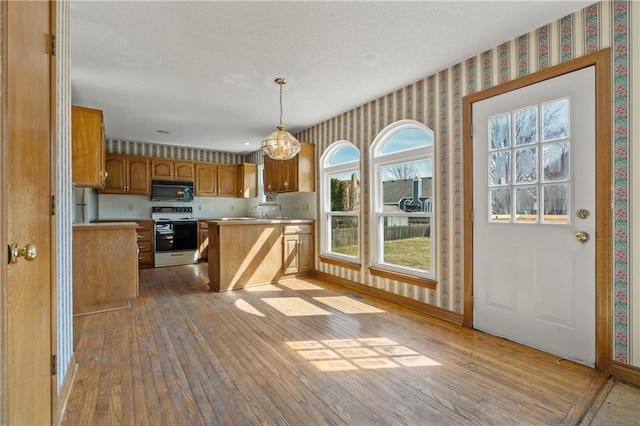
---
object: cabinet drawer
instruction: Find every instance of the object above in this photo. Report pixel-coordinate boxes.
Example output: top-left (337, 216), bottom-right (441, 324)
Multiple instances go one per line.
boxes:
top-left (138, 251), bottom-right (154, 265)
top-left (283, 224), bottom-right (313, 235)
top-left (138, 241), bottom-right (152, 252)
top-left (136, 220), bottom-right (154, 232)
top-left (137, 230), bottom-right (152, 242)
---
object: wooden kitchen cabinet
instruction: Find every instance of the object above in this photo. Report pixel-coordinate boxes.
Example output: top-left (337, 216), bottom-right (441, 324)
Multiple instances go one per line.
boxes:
top-left (283, 224), bottom-right (314, 274)
top-left (151, 159), bottom-right (195, 182)
top-left (72, 105), bottom-right (106, 188)
top-left (195, 163), bottom-right (245, 198)
top-left (102, 154), bottom-right (150, 195)
top-left (217, 164), bottom-right (238, 197)
top-left (198, 221), bottom-right (209, 261)
top-left (96, 219), bottom-right (155, 268)
top-left (195, 163), bottom-right (218, 196)
top-left (237, 163), bottom-right (257, 198)
top-left (264, 142), bottom-right (315, 193)
top-left (73, 222), bottom-right (139, 315)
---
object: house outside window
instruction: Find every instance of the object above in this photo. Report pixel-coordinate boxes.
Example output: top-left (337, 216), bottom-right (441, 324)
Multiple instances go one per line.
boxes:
top-left (320, 142), bottom-right (360, 263)
top-left (371, 121), bottom-right (435, 280)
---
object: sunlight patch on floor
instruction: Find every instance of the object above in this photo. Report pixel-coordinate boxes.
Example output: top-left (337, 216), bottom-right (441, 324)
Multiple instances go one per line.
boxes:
top-left (233, 299), bottom-right (265, 317)
top-left (286, 337), bottom-right (441, 371)
top-left (262, 297), bottom-right (331, 316)
top-left (244, 284), bottom-right (283, 292)
top-left (278, 280), bottom-right (325, 291)
top-left (313, 296), bottom-right (385, 314)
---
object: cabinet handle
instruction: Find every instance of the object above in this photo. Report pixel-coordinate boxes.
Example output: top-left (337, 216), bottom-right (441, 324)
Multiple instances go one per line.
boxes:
top-left (283, 181), bottom-right (289, 188)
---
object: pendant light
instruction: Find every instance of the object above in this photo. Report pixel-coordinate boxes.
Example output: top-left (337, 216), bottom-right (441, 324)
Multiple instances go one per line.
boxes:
top-left (261, 77), bottom-right (301, 160)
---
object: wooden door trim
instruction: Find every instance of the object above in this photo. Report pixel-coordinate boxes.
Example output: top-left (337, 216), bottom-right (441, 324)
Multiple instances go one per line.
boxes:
top-left (0, 1), bottom-right (7, 423)
top-left (462, 48), bottom-right (612, 372)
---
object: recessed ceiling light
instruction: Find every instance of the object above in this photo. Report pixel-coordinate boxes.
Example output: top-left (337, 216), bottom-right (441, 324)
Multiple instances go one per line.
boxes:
top-left (157, 129), bottom-right (170, 134)
top-left (243, 142), bottom-right (251, 146)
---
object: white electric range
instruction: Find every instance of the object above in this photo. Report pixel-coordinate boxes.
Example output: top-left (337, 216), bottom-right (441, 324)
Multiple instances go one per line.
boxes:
top-left (151, 206), bottom-right (198, 267)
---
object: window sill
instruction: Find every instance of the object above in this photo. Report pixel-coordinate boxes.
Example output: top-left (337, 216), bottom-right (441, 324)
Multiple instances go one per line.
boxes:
top-left (320, 255), bottom-right (361, 271)
top-left (369, 267), bottom-right (437, 290)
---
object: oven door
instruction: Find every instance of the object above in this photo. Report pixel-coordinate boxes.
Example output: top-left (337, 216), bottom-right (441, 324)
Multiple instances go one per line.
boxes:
top-left (172, 220), bottom-right (198, 250)
top-left (155, 221), bottom-right (174, 252)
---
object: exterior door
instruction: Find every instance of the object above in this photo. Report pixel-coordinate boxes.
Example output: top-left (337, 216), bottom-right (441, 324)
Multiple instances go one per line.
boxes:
top-left (2, 1), bottom-right (53, 423)
top-left (472, 66), bottom-right (595, 366)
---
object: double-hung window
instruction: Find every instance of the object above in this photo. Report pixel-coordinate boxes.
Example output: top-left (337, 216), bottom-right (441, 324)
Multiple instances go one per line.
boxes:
top-left (370, 121), bottom-right (435, 281)
top-left (320, 142), bottom-right (360, 263)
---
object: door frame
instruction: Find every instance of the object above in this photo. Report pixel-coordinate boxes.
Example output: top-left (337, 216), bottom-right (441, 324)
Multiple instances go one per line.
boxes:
top-left (462, 49), bottom-right (612, 372)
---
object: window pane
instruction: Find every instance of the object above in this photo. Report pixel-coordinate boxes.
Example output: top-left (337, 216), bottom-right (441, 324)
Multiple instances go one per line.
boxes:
top-left (381, 216), bottom-right (430, 271)
top-left (542, 98), bottom-right (570, 141)
top-left (380, 159), bottom-right (432, 214)
top-left (328, 145), bottom-right (360, 166)
top-left (330, 216), bottom-right (359, 256)
top-left (489, 113), bottom-right (511, 150)
top-left (490, 188), bottom-right (511, 222)
top-left (542, 142), bottom-right (570, 182)
top-left (515, 186), bottom-right (538, 223)
top-left (543, 184), bottom-right (570, 223)
top-left (329, 171), bottom-right (360, 212)
top-left (515, 146), bottom-right (538, 184)
top-left (380, 128), bottom-right (433, 155)
top-left (489, 151), bottom-right (510, 186)
top-left (514, 107), bottom-right (538, 146)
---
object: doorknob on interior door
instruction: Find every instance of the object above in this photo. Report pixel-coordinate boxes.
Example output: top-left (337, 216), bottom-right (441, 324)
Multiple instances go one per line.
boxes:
top-left (575, 231), bottom-right (590, 243)
top-left (8, 242), bottom-right (38, 264)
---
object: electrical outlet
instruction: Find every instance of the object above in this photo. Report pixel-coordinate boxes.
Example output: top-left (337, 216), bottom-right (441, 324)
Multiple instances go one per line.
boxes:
top-left (128, 204), bottom-right (133, 211)
top-left (230, 206), bottom-right (235, 211)
top-left (303, 203), bottom-right (309, 211)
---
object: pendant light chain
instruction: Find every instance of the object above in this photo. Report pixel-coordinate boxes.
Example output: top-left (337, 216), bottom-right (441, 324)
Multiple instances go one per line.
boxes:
top-left (279, 81), bottom-right (284, 127)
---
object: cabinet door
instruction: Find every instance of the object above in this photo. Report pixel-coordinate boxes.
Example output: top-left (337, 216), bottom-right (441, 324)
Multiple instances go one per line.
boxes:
top-left (237, 163), bottom-right (257, 198)
top-left (175, 161), bottom-right (195, 182)
top-left (217, 164), bottom-right (238, 197)
top-left (283, 235), bottom-right (299, 274)
top-left (72, 106), bottom-right (105, 187)
top-left (151, 159), bottom-right (174, 180)
top-left (278, 157), bottom-right (298, 192)
top-left (263, 156), bottom-right (279, 193)
top-left (195, 163), bottom-right (218, 196)
top-left (198, 228), bottom-right (209, 260)
top-left (127, 158), bottom-right (150, 194)
top-left (102, 154), bottom-right (127, 193)
top-left (298, 233), bottom-right (313, 272)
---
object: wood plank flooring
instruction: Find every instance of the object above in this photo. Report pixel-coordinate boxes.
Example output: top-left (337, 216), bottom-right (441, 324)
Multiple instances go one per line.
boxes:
top-left (62, 264), bottom-right (606, 425)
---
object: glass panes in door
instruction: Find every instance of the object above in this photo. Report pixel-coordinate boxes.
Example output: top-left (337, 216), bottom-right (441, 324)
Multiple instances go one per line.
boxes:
top-left (487, 98), bottom-right (571, 224)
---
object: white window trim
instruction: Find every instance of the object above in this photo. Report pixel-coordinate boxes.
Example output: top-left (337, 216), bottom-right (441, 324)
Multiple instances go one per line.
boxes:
top-left (319, 141), bottom-right (361, 263)
top-left (369, 120), bottom-right (436, 280)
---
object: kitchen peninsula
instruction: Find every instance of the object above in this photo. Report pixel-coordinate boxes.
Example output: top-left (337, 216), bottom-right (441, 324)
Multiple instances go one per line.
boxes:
top-left (207, 218), bottom-right (314, 291)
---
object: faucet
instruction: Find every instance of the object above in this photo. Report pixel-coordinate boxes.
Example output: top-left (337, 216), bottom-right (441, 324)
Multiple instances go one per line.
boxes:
top-left (251, 204), bottom-right (267, 219)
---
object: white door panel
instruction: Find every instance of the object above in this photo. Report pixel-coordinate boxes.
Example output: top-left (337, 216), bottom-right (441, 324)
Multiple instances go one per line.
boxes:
top-left (473, 66), bottom-right (595, 366)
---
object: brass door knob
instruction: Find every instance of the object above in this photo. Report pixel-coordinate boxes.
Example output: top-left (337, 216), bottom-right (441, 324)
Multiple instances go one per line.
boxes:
top-left (8, 242), bottom-right (38, 264)
top-left (575, 231), bottom-right (590, 243)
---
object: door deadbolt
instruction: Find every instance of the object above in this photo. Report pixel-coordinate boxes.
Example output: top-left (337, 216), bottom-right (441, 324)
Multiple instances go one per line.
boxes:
top-left (576, 209), bottom-right (590, 219)
top-left (8, 242), bottom-right (38, 264)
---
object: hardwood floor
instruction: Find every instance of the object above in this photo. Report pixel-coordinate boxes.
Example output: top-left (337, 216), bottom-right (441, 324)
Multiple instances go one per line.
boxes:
top-left (63, 264), bottom-right (606, 425)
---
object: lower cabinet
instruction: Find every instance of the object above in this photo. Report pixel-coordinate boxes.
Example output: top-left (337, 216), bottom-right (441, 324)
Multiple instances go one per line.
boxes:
top-left (198, 221), bottom-right (209, 261)
top-left (96, 219), bottom-right (154, 268)
top-left (73, 223), bottom-right (139, 315)
top-left (283, 224), bottom-right (314, 275)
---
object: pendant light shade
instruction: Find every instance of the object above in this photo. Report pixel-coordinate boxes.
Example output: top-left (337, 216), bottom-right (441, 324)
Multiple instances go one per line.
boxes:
top-left (261, 78), bottom-right (301, 160)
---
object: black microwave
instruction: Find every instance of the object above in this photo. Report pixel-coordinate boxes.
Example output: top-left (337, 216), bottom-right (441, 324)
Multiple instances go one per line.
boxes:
top-left (151, 180), bottom-right (194, 202)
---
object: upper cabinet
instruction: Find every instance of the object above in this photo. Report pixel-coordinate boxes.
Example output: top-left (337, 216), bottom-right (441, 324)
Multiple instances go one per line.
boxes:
top-left (72, 106), bottom-right (106, 188)
top-left (102, 154), bottom-right (150, 195)
top-left (195, 163), bottom-right (248, 198)
top-left (237, 163), bottom-right (257, 198)
top-left (264, 142), bottom-right (315, 193)
top-left (151, 159), bottom-right (195, 182)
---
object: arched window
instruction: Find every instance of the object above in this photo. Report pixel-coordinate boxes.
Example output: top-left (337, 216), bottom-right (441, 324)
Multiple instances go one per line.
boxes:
top-left (320, 141), bottom-right (361, 263)
top-left (370, 120), bottom-right (435, 280)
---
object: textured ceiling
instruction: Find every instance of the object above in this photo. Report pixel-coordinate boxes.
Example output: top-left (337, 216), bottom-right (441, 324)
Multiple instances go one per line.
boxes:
top-left (70, 1), bottom-right (594, 154)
